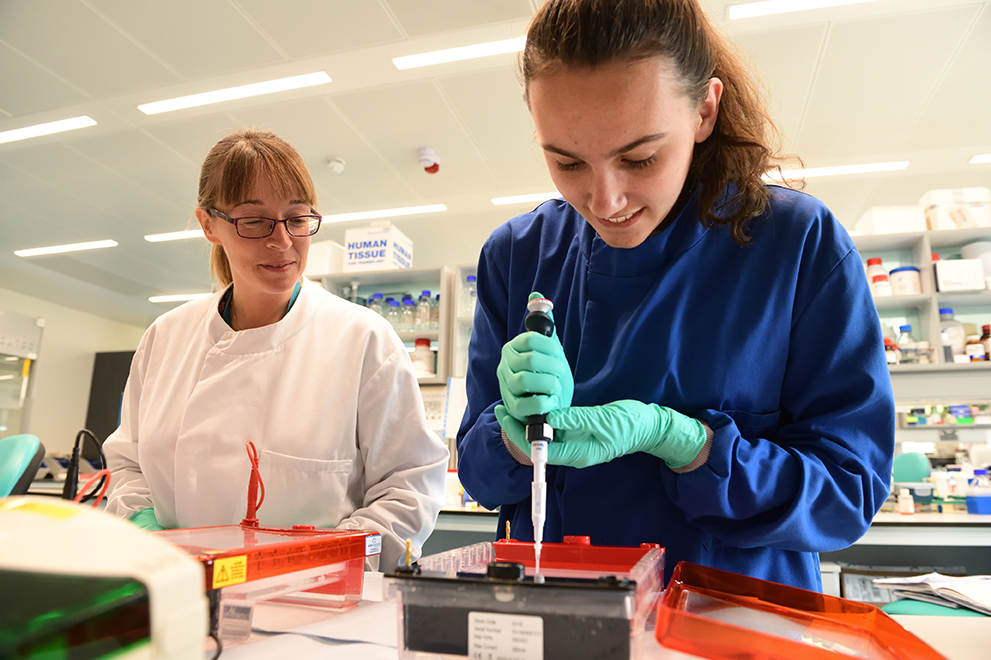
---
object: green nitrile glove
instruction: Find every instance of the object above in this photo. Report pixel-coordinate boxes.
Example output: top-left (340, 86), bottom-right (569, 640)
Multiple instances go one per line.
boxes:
top-left (495, 403), bottom-right (528, 449)
top-left (129, 507), bottom-right (166, 532)
top-left (496, 291), bottom-right (573, 421)
top-left (544, 401), bottom-right (706, 469)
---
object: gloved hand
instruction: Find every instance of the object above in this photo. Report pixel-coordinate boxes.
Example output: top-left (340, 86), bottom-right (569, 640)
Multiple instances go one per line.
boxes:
top-left (496, 291), bottom-right (573, 421)
top-left (535, 400), bottom-right (706, 469)
top-left (129, 507), bottom-right (166, 531)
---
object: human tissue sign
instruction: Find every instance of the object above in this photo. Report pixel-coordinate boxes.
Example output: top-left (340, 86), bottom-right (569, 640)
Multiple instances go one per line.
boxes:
top-left (344, 225), bottom-right (413, 272)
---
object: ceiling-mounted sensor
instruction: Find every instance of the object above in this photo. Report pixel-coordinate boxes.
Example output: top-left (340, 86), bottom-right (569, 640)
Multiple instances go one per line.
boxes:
top-left (419, 147), bottom-right (439, 174)
top-left (327, 157), bottom-right (346, 173)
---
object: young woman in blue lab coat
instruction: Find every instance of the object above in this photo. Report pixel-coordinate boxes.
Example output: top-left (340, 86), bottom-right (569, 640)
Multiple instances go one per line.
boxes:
top-left (456, 0), bottom-right (895, 591)
top-left (104, 129), bottom-right (448, 570)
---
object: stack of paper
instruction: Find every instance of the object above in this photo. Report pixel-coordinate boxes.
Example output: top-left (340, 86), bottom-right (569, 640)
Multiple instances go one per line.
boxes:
top-left (873, 573), bottom-right (991, 616)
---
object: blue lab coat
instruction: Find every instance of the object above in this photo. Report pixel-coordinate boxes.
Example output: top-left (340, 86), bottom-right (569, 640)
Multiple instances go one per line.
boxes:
top-left (456, 186), bottom-right (894, 590)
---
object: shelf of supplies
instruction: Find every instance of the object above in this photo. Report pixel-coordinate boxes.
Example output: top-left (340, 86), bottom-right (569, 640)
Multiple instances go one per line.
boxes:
top-left (417, 375), bottom-right (447, 386)
top-left (872, 293), bottom-right (931, 310)
top-left (928, 227), bottom-right (991, 248)
top-left (936, 290), bottom-right (991, 306)
top-left (889, 362), bottom-right (991, 372)
top-left (898, 424), bottom-right (991, 430)
top-left (321, 267), bottom-right (445, 288)
top-left (851, 231), bottom-right (926, 251)
top-left (397, 330), bottom-right (440, 342)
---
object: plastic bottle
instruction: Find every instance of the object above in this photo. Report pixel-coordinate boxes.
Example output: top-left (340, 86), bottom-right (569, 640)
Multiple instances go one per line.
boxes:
top-left (916, 340), bottom-right (931, 364)
top-left (896, 325), bottom-right (918, 364)
top-left (368, 292), bottom-right (383, 316)
top-left (865, 257), bottom-right (886, 284)
top-left (410, 338), bottom-right (435, 377)
top-left (939, 308), bottom-right (967, 360)
top-left (402, 299), bottom-right (416, 332)
top-left (416, 290), bottom-right (432, 330)
top-left (967, 468), bottom-right (991, 514)
top-left (965, 335), bottom-right (987, 361)
top-left (430, 294), bottom-right (441, 330)
top-left (463, 275), bottom-right (477, 316)
top-left (871, 274), bottom-right (892, 297)
top-left (386, 300), bottom-right (401, 331)
top-left (883, 338), bottom-right (899, 365)
top-left (981, 324), bottom-right (991, 358)
top-left (897, 487), bottom-right (915, 515)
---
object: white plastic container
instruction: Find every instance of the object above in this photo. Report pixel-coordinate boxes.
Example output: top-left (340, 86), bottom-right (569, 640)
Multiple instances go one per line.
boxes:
top-left (897, 488), bottom-right (914, 515)
top-left (865, 257), bottom-right (886, 284)
top-left (888, 266), bottom-right (922, 295)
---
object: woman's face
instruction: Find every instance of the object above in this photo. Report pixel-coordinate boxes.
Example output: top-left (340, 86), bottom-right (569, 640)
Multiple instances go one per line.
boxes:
top-left (198, 173), bottom-right (311, 303)
top-left (529, 56), bottom-right (722, 249)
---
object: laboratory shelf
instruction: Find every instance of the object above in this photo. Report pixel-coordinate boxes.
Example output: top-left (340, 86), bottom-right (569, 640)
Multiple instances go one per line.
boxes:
top-left (889, 362), bottom-right (991, 372)
top-left (873, 293), bottom-right (931, 311)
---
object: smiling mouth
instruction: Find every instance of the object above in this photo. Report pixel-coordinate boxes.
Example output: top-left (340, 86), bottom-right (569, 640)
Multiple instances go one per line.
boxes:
top-left (601, 209), bottom-right (640, 224)
top-left (263, 261), bottom-right (294, 268)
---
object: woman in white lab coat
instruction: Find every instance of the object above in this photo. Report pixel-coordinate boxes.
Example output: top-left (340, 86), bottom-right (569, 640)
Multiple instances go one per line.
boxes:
top-left (104, 129), bottom-right (449, 569)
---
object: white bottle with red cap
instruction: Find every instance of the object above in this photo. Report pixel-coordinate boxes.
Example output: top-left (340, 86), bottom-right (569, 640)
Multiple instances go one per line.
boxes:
top-left (865, 257), bottom-right (886, 283)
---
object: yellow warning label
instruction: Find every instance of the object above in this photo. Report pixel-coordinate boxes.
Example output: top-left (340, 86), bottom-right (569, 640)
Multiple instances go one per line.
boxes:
top-left (0, 498), bottom-right (77, 520)
top-left (212, 555), bottom-right (248, 589)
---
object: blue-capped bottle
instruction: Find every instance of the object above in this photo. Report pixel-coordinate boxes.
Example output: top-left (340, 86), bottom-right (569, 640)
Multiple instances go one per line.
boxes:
top-left (416, 290), bottom-right (432, 330)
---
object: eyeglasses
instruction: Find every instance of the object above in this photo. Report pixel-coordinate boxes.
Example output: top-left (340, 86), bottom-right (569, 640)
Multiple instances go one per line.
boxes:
top-left (208, 208), bottom-right (322, 239)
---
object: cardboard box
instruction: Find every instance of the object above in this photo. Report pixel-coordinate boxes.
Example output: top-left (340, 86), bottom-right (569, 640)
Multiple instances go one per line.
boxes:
top-left (854, 205), bottom-right (927, 234)
top-left (934, 258), bottom-right (987, 291)
top-left (343, 225), bottom-right (413, 272)
top-left (919, 187), bottom-right (991, 230)
top-left (304, 240), bottom-right (345, 277)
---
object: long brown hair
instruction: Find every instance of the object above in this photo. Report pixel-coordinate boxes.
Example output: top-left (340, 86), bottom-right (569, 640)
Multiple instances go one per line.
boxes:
top-left (198, 129), bottom-right (317, 285)
top-left (522, 0), bottom-right (792, 245)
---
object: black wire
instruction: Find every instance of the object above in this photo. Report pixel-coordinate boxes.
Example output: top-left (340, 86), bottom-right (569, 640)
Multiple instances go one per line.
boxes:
top-left (251, 627), bottom-right (396, 648)
top-left (209, 631), bottom-right (223, 660)
top-left (75, 429), bottom-right (107, 503)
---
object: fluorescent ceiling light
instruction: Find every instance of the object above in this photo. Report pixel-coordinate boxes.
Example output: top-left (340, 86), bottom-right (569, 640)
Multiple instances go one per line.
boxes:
top-left (491, 192), bottom-right (560, 206)
top-left (763, 160), bottom-right (909, 181)
top-left (149, 293), bottom-right (212, 303)
top-left (970, 154), bottom-right (991, 165)
top-left (394, 37), bottom-right (526, 70)
top-left (727, 0), bottom-right (881, 19)
top-left (0, 116), bottom-right (97, 145)
top-left (138, 72), bottom-right (332, 115)
top-left (0, 375), bottom-right (14, 381)
top-left (145, 229), bottom-right (205, 242)
top-left (322, 204), bottom-right (447, 224)
top-left (14, 239), bottom-right (118, 257)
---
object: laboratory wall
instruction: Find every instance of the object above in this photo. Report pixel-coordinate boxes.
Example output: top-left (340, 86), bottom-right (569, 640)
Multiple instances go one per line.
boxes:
top-left (0, 285), bottom-right (146, 454)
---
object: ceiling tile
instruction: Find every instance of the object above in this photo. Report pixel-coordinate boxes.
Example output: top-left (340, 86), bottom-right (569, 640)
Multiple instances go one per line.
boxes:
top-left (732, 24), bottom-right (827, 154)
top-left (0, 1), bottom-right (180, 98)
top-left (902, 8), bottom-right (991, 152)
top-left (437, 68), bottom-right (553, 193)
top-left (382, 0), bottom-right (533, 37)
top-left (85, 0), bottom-right (285, 80)
top-left (331, 80), bottom-right (502, 200)
top-left (0, 42), bottom-right (90, 117)
top-left (235, 0), bottom-right (405, 58)
top-left (796, 6), bottom-right (979, 161)
top-left (225, 95), bottom-right (418, 210)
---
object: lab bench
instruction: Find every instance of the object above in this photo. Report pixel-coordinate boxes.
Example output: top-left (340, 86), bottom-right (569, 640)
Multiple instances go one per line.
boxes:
top-left (213, 578), bottom-right (990, 660)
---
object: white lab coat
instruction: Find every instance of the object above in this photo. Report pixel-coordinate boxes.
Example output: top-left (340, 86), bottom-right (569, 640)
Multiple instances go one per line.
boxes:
top-left (104, 278), bottom-right (449, 570)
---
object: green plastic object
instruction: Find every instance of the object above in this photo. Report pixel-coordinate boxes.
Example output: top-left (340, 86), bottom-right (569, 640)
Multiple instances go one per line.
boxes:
top-left (892, 452), bottom-right (931, 484)
top-left (0, 434), bottom-right (45, 498)
top-left (882, 598), bottom-right (988, 617)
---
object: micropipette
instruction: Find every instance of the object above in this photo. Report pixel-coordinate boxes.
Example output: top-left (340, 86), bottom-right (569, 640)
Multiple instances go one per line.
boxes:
top-left (523, 297), bottom-right (555, 584)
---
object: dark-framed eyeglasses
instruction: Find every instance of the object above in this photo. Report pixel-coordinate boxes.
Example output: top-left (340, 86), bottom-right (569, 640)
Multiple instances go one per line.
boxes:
top-left (208, 208), bottom-right (322, 239)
